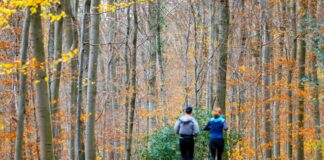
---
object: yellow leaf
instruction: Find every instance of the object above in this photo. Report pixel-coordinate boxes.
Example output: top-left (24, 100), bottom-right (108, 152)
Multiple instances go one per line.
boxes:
top-left (0, 124), bottom-right (5, 131)
top-left (33, 80), bottom-right (40, 84)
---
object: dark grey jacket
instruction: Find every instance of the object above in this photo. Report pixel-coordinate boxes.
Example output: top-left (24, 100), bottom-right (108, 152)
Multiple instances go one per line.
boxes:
top-left (174, 115), bottom-right (199, 136)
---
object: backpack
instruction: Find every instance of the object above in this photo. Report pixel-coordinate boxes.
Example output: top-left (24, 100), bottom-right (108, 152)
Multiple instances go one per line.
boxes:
top-left (179, 119), bottom-right (194, 135)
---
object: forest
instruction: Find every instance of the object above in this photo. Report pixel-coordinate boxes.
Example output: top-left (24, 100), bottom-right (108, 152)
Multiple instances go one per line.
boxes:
top-left (0, 0), bottom-right (323, 159)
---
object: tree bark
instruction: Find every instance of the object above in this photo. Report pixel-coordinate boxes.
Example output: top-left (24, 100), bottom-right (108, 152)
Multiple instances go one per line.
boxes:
top-left (124, 1), bottom-right (131, 156)
top-left (85, 0), bottom-right (101, 159)
top-left (206, 0), bottom-right (216, 111)
top-left (309, 1), bottom-right (322, 159)
top-left (148, 1), bottom-right (158, 131)
top-left (63, 0), bottom-right (79, 159)
top-left (50, 3), bottom-right (64, 157)
top-left (154, 0), bottom-right (167, 126)
top-left (273, 0), bottom-right (286, 158)
top-left (30, 6), bottom-right (54, 160)
top-left (75, 1), bottom-right (90, 160)
top-left (126, 2), bottom-right (138, 160)
top-left (15, 7), bottom-right (30, 160)
top-left (296, 1), bottom-right (307, 159)
top-left (287, 0), bottom-right (297, 159)
top-left (260, 0), bottom-right (272, 158)
top-left (107, 1), bottom-right (119, 157)
top-left (216, 0), bottom-right (229, 115)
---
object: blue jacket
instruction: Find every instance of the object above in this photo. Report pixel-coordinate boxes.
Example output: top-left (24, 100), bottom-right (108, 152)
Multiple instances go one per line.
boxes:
top-left (203, 116), bottom-right (228, 139)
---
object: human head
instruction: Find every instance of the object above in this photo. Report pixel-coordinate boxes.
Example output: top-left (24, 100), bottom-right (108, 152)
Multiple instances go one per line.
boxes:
top-left (185, 106), bottom-right (193, 114)
top-left (212, 107), bottom-right (222, 118)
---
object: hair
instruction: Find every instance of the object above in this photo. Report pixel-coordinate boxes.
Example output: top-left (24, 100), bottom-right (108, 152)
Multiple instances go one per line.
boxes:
top-left (212, 107), bottom-right (222, 118)
top-left (185, 106), bottom-right (193, 114)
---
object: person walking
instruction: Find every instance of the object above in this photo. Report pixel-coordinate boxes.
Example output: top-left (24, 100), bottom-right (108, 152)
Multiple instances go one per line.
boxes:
top-left (174, 106), bottom-right (199, 160)
top-left (204, 107), bottom-right (228, 160)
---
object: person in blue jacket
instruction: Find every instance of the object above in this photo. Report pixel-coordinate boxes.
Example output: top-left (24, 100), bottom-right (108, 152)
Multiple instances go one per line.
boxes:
top-left (203, 107), bottom-right (228, 160)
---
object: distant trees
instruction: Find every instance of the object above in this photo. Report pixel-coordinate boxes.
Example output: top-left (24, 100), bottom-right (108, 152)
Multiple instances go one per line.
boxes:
top-left (0, 0), bottom-right (322, 159)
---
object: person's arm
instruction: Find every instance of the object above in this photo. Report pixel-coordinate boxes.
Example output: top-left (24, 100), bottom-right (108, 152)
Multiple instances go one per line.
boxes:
top-left (174, 120), bottom-right (181, 135)
top-left (193, 119), bottom-right (199, 136)
top-left (203, 121), bottom-right (211, 131)
top-left (223, 120), bottom-right (228, 131)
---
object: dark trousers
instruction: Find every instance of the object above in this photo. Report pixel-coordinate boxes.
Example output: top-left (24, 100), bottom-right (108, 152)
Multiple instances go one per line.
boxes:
top-left (209, 138), bottom-right (224, 160)
top-left (179, 137), bottom-right (194, 160)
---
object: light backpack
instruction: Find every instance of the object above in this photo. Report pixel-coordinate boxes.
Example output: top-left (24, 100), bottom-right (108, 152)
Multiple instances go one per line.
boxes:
top-left (179, 119), bottom-right (194, 135)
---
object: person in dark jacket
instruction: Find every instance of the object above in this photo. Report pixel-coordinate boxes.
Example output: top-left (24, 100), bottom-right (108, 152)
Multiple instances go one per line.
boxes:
top-left (203, 107), bottom-right (228, 160)
top-left (174, 106), bottom-right (199, 160)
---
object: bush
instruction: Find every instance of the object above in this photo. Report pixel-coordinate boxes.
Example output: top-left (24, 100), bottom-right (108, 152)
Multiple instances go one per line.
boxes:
top-left (140, 127), bottom-right (180, 160)
top-left (140, 108), bottom-right (211, 160)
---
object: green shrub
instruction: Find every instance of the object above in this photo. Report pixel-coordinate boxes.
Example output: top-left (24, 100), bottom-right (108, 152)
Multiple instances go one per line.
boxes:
top-left (140, 108), bottom-right (210, 160)
top-left (140, 127), bottom-right (180, 160)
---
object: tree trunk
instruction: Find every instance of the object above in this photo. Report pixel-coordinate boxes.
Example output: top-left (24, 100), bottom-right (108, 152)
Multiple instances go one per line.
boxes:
top-left (51, 0), bottom-right (64, 114)
top-left (287, 0), bottom-right (297, 159)
top-left (15, 7), bottom-right (30, 160)
top-left (63, 0), bottom-right (79, 159)
top-left (184, 4), bottom-right (191, 107)
top-left (296, 1), bottom-right (307, 159)
top-left (216, 0), bottom-right (229, 115)
top-left (75, 1), bottom-right (90, 159)
top-left (124, 1), bottom-right (131, 156)
top-left (309, 1), bottom-right (322, 159)
top-left (30, 6), bottom-right (54, 160)
top-left (215, 1), bottom-right (229, 158)
top-left (85, 0), bottom-right (101, 159)
top-left (154, 0), bottom-right (167, 126)
top-left (107, 1), bottom-right (119, 157)
top-left (50, 2), bottom-right (64, 157)
top-left (126, 2), bottom-right (138, 160)
top-left (47, 7), bottom-right (55, 105)
top-left (273, 0), bottom-right (285, 158)
top-left (148, 1), bottom-right (158, 131)
top-left (206, 0), bottom-right (216, 111)
top-left (260, 0), bottom-right (272, 159)
top-left (238, 0), bottom-right (246, 134)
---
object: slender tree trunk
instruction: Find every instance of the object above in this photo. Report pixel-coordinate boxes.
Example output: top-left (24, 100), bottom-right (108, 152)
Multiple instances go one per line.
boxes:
top-left (260, 0), bottom-right (272, 159)
top-left (62, 0), bottom-right (79, 159)
top-left (126, 2), bottom-right (138, 159)
top-left (216, 0), bottom-right (229, 115)
top-left (50, 2), bottom-right (64, 157)
top-left (238, 0), bottom-right (246, 134)
top-left (206, 0), bottom-right (216, 111)
top-left (273, 0), bottom-right (286, 158)
top-left (216, 1), bottom-right (229, 158)
top-left (51, 0), bottom-right (64, 113)
top-left (184, 4), bottom-right (191, 107)
top-left (254, 55), bottom-right (261, 160)
top-left (296, 1), bottom-right (307, 159)
top-left (107, 2), bottom-right (119, 157)
top-left (148, 2), bottom-right (158, 131)
top-left (75, 1), bottom-right (90, 160)
top-left (85, 0), bottom-right (101, 159)
top-left (15, 7), bottom-right (30, 160)
top-left (309, 1), bottom-right (322, 159)
top-left (287, 0), bottom-right (297, 159)
top-left (30, 6), bottom-right (54, 160)
top-left (47, 7), bottom-right (55, 105)
top-left (124, 1), bottom-right (131, 156)
top-left (154, 0), bottom-right (167, 126)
